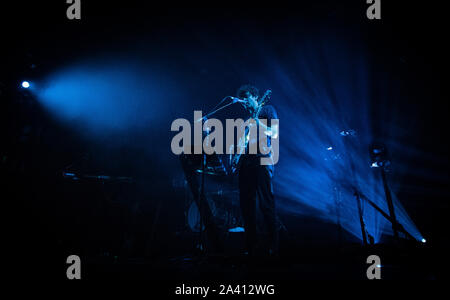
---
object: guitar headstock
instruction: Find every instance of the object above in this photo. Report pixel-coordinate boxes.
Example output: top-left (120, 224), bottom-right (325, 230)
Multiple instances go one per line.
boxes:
top-left (260, 89), bottom-right (272, 106)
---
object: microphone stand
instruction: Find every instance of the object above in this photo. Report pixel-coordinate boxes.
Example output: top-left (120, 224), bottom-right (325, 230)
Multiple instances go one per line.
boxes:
top-left (195, 97), bottom-right (238, 255)
top-left (195, 98), bottom-right (239, 123)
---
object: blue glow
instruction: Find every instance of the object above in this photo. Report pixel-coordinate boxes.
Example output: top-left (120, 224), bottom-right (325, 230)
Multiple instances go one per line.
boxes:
top-left (236, 31), bottom-right (425, 244)
top-left (21, 81), bottom-right (30, 88)
top-left (421, 238), bottom-right (426, 243)
top-left (33, 28), bottom-right (428, 245)
top-left (229, 227), bottom-right (245, 233)
top-left (35, 60), bottom-right (180, 136)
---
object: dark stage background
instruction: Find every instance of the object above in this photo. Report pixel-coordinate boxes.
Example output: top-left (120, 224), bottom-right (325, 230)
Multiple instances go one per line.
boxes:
top-left (1, 0), bottom-right (449, 281)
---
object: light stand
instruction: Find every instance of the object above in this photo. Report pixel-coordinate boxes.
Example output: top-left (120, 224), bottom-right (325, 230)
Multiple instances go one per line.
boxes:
top-left (370, 143), bottom-right (400, 241)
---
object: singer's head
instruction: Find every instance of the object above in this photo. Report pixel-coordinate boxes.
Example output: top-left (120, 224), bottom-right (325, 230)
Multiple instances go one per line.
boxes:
top-left (236, 84), bottom-right (259, 113)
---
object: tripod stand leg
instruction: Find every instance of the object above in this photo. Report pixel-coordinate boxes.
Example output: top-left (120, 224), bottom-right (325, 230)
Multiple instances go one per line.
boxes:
top-left (354, 190), bottom-right (368, 246)
top-left (381, 170), bottom-right (399, 241)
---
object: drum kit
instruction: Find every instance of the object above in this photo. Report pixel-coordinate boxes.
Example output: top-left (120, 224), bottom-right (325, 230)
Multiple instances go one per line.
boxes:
top-left (179, 150), bottom-right (243, 234)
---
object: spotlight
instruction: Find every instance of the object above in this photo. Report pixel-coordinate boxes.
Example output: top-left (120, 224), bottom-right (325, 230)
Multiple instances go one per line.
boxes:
top-left (21, 81), bottom-right (30, 88)
top-left (370, 143), bottom-right (386, 155)
top-left (340, 129), bottom-right (356, 136)
top-left (369, 142), bottom-right (391, 171)
top-left (421, 238), bottom-right (426, 243)
top-left (372, 148), bottom-right (383, 154)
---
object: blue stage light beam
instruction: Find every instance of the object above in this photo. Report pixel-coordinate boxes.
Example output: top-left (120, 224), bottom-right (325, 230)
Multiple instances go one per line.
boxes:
top-left (229, 30), bottom-right (425, 244)
top-left (35, 60), bottom-right (180, 138)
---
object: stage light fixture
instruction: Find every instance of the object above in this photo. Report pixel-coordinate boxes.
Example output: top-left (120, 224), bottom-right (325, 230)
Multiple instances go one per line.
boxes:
top-left (371, 162), bottom-right (380, 168)
top-left (21, 81), bottom-right (30, 88)
top-left (369, 143), bottom-right (391, 171)
top-left (421, 238), bottom-right (426, 243)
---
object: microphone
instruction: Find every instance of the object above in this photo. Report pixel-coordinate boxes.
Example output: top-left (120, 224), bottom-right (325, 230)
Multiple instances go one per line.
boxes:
top-left (230, 96), bottom-right (246, 103)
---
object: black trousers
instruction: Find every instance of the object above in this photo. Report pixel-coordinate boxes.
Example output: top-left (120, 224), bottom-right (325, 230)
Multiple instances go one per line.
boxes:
top-left (239, 163), bottom-right (278, 256)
